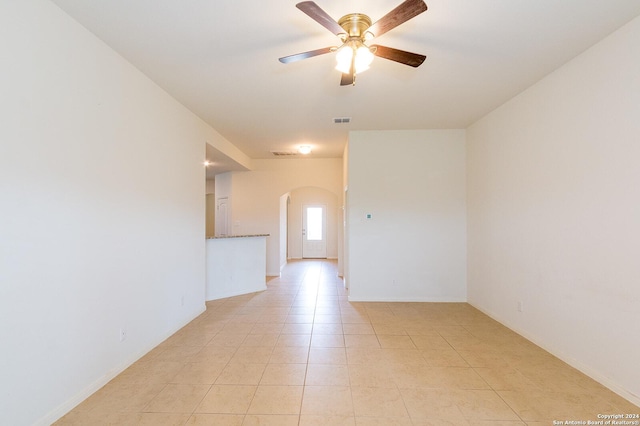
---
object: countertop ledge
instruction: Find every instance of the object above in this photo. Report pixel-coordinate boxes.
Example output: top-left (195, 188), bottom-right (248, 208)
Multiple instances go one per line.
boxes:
top-left (207, 234), bottom-right (270, 239)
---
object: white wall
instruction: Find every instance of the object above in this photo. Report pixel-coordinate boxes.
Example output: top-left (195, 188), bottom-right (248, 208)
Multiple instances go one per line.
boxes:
top-left (206, 237), bottom-right (267, 300)
top-left (205, 194), bottom-right (216, 237)
top-left (205, 179), bottom-right (216, 237)
top-left (205, 179), bottom-right (216, 194)
top-left (0, 1), bottom-right (221, 424)
top-left (342, 145), bottom-right (349, 281)
top-left (346, 130), bottom-right (467, 302)
top-left (227, 159), bottom-right (343, 276)
top-left (279, 192), bottom-right (290, 271)
top-left (466, 15), bottom-right (640, 405)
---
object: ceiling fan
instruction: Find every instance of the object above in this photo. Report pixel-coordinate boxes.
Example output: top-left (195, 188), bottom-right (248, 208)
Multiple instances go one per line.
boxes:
top-left (279, 0), bottom-right (428, 86)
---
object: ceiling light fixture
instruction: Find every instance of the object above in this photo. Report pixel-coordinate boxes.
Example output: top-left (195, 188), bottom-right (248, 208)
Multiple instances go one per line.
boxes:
top-left (204, 160), bottom-right (212, 167)
top-left (298, 145), bottom-right (312, 155)
top-left (279, 1), bottom-right (427, 86)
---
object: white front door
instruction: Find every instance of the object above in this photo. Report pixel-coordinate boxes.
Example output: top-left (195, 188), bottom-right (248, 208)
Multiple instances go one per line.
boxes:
top-left (302, 204), bottom-right (327, 258)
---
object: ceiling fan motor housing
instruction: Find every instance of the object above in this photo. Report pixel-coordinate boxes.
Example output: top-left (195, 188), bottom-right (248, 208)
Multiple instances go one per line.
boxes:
top-left (338, 13), bottom-right (372, 39)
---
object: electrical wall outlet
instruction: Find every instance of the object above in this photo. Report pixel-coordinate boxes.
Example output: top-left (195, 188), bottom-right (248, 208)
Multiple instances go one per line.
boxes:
top-left (119, 327), bottom-right (127, 342)
top-left (517, 301), bottom-right (523, 312)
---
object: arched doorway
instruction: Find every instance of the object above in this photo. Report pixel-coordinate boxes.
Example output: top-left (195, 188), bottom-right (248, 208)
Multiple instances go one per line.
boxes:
top-left (279, 186), bottom-right (339, 265)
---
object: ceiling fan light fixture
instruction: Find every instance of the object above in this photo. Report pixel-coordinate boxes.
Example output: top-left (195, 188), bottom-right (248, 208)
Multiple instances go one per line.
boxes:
top-left (335, 44), bottom-right (354, 73)
top-left (335, 41), bottom-right (374, 74)
top-left (280, 0), bottom-right (428, 85)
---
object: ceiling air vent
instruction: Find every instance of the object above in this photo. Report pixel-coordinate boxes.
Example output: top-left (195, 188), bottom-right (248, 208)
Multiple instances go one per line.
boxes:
top-left (270, 151), bottom-right (298, 156)
top-left (333, 117), bottom-right (351, 124)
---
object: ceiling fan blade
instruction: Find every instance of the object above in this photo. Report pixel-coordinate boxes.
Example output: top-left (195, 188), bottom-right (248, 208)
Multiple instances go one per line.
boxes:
top-left (340, 72), bottom-right (354, 86)
top-left (296, 1), bottom-right (345, 36)
top-left (372, 45), bottom-right (426, 67)
top-left (367, 0), bottom-right (427, 38)
top-left (279, 47), bottom-right (334, 64)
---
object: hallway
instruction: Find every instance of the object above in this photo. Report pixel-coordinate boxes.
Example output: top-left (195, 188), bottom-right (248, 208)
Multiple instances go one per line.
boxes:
top-left (56, 259), bottom-right (638, 425)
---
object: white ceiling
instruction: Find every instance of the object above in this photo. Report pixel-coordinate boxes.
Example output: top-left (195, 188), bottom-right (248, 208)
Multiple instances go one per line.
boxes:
top-left (51, 0), bottom-right (640, 169)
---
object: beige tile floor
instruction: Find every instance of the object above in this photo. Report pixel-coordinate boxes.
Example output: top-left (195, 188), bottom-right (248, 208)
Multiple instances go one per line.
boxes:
top-left (56, 259), bottom-right (639, 425)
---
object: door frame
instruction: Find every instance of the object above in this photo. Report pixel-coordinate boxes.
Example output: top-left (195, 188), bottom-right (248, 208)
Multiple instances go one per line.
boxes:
top-left (302, 203), bottom-right (327, 258)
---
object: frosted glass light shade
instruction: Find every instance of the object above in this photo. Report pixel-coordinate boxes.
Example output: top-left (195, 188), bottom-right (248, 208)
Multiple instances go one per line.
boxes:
top-left (335, 45), bottom-right (354, 74)
top-left (335, 42), bottom-right (374, 74)
top-left (354, 46), bottom-right (374, 73)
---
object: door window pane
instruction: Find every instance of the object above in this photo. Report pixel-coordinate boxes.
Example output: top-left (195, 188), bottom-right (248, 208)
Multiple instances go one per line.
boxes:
top-left (306, 207), bottom-right (323, 241)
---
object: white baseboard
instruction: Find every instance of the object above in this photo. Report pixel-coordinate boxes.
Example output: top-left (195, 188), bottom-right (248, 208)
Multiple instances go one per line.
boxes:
top-left (347, 296), bottom-right (467, 303)
top-left (468, 302), bottom-right (640, 408)
top-left (38, 304), bottom-right (207, 426)
top-left (285, 257), bottom-right (338, 260)
top-left (206, 286), bottom-right (267, 301)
